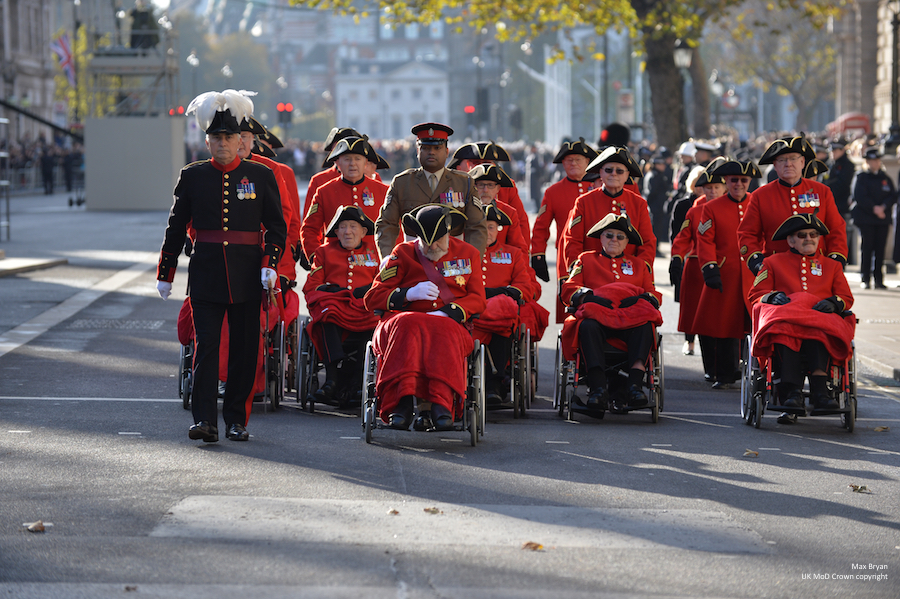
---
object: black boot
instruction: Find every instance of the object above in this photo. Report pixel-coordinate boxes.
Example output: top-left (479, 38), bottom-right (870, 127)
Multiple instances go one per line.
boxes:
top-left (777, 383), bottom-right (805, 413)
top-left (586, 367), bottom-right (608, 410)
top-left (810, 375), bottom-right (838, 411)
top-left (624, 368), bottom-right (649, 408)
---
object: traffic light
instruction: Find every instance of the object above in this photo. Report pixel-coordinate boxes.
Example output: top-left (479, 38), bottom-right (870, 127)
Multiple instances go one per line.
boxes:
top-left (168, 105), bottom-right (184, 116)
top-left (276, 102), bottom-right (293, 125)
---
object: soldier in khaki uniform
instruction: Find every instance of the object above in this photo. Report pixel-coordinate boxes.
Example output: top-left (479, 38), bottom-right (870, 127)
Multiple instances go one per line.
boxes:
top-left (375, 122), bottom-right (487, 260)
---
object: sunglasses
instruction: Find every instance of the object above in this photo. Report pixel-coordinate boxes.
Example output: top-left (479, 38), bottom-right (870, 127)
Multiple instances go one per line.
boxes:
top-left (603, 232), bottom-right (627, 241)
top-left (727, 177), bottom-right (750, 184)
top-left (794, 231), bottom-right (820, 239)
top-left (603, 167), bottom-right (627, 175)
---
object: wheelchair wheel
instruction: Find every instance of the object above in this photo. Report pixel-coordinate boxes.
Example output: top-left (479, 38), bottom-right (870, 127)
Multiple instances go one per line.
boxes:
top-left (842, 346), bottom-right (857, 432)
top-left (753, 374), bottom-right (765, 429)
top-left (264, 321), bottom-right (285, 411)
top-left (298, 318), bottom-right (319, 412)
top-left (285, 319), bottom-right (299, 397)
top-left (530, 334), bottom-right (538, 400)
top-left (475, 341), bottom-right (486, 439)
top-left (648, 338), bottom-right (663, 423)
top-left (740, 336), bottom-right (754, 425)
top-left (179, 342), bottom-right (193, 410)
top-left (519, 326), bottom-right (531, 417)
top-left (361, 342), bottom-right (377, 444)
top-left (510, 328), bottom-right (520, 419)
top-left (553, 333), bottom-right (566, 416)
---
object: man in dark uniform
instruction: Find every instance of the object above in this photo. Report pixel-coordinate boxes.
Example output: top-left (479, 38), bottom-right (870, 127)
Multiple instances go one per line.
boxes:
top-left (156, 90), bottom-right (286, 442)
top-left (375, 122), bottom-right (487, 260)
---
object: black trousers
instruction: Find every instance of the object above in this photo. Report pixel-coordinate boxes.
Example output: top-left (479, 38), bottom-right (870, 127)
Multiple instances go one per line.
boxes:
top-left (487, 333), bottom-right (513, 388)
top-left (857, 223), bottom-right (889, 283)
top-left (578, 319), bottom-right (654, 373)
top-left (319, 323), bottom-right (373, 387)
top-left (774, 340), bottom-right (830, 387)
top-left (191, 296), bottom-right (260, 428)
top-left (706, 337), bottom-right (740, 383)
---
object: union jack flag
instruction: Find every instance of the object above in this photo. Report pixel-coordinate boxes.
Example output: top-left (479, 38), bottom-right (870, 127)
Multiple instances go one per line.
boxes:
top-left (50, 34), bottom-right (76, 88)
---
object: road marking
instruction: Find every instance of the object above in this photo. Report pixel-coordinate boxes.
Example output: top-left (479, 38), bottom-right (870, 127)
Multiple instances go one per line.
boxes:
top-left (340, 436), bottom-right (361, 440)
top-left (545, 440), bottom-right (569, 444)
top-left (0, 396), bottom-right (181, 403)
top-left (118, 432), bottom-right (142, 435)
top-left (651, 443), bottom-right (672, 447)
top-left (0, 254), bottom-right (156, 359)
top-left (661, 415), bottom-right (733, 428)
top-left (7, 430), bottom-right (31, 434)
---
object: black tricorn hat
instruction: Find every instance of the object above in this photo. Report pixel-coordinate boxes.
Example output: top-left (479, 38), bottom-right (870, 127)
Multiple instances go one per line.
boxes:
top-left (448, 141), bottom-right (511, 169)
top-left (695, 156), bottom-right (729, 187)
top-left (803, 159), bottom-right (829, 178)
top-left (483, 203), bottom-right (513, 227)
top-left (586, 213), bottom-right (643, 245)
top-left (711, 158), bottom-right (762, 179)
top-left (327, 136), bottom-right (374, 163)
top-left (759, 134), bottom-right (816, 165)
top-left (251, 139), bottom-right (277, 159)
top-left (260, 128), bottom-right (283, 149)
top-left (552, 137), bottom-right (598, 163)
top-left (598, 122), bottom-right (630, 148)
top-left (372, 150), bottom-right (390, 170)
top-left (205, 109), bottom-right (241, 135)
top-left (323, 127), bottom-right (362, 152)
top-left (468, 164), bottom-right (514, 188)
top-left (586, 146), bottom-right (643, 178)
top-left (325, 205), bottom-right (376, 238)
top-left (402, 204), bottom-right (466, 245)
top-left (772, 211), bottom-right (830, 241)
top-left (240, 117), bottom-right (267, 135)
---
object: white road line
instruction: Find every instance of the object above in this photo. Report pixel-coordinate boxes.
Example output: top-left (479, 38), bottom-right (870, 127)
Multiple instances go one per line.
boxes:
top-left (0, 254), bottom-right (156, 359)
top-left (0, 396), bottom-right (181, 403)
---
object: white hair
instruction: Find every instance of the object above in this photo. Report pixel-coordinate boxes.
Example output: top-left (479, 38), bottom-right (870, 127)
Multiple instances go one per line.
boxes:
top-left (185, 89), bottom-right (257, 133)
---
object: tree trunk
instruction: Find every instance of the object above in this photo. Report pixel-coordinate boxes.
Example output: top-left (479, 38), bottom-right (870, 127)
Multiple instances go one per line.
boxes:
top-left (689, 51), bottom-right (711, 138)
top-left (793, 94), bottom-right (813, 132)
top-left (642, 30), bottom-right (688, 152)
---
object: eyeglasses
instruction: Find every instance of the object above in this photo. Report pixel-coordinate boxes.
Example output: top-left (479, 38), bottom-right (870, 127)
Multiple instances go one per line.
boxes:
top-left (774, 155), bottom-right (803, 166)
top-left (603, 232), bottom-right (627, 241)
top-left (603, 167), bottom-right (627, 175)
top-left (727, 177), bottom-right (750, 184)
top-left (794, 231), bottom-right (820, 239)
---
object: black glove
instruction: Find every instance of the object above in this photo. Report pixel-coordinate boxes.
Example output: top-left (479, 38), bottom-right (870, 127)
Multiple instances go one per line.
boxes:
top-left (291, 244), bottom-right (301, 263)
top-left (569, 287), bottom-right (593, 307)
top-left (583, 295), bottom-right (614, 309)
top-left (352, 283), bottom-right (372, 299)
top-left (298, 251), bottom-right (311, 272)
top-left (747, 253), bottom-right (764, 276)
top-left (531, 255), bottom-right (550, 282)
top-left (812, 296), bottom-right (840, 313)
top-left (183, 238), bottom-right (193, 257)
top-left (669, 257), bottom-right (683, 288)
top-left (618, 295), bottom-right (641, 308)
top-left (762, 291), bottom-right (791, 305)
top-left (316, 283), bottom-right (341, 293)
top-left (504, 286), bottom-right (523, 301)
top-left (639, 293), bottom-right (660, 309)
top-left (828, 253), bottom-right (847, 268)
top-left (702, 263), bottom-right (723, 292)
top-left (485, 287), bottom-right (505, 299)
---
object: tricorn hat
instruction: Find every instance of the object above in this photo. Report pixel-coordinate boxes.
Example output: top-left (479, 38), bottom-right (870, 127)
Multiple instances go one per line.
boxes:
top-left (772, 211), bottom-right (830, 241)
top-left (586, 213), bottom-right (643, 245)
top-left (372, 150), bottom-right (390, 170)
top-left (241, 116), bottom-right (267, 135)
top-left (251, 139), bottom-right (277, 159)
top-left (586, 146), bottom-right (643, 178)
top-left (325, 205), bottom-right (375, 238)
top-left (803, 159), bottom-right (829, 178)
top-left (448, 141), bottom-right (511, 169)
top-left (323, 127), bottom-right (362, 152)
top-left (327, 136), bottom-right (374, 163)
top-left (711, 158), bottom-right (762, 179)
top-left (402, 204), bottom-right (466, 245)
top-left (468, 164), bottom-right (514, 188)
top-left (483, 203), bottom-right (513, 227)
top-left (759, 134), bottom-right (816, 165)
top-left (260, 128), bottom-right (283, 149)
top-left (552, 137), bottom-right (598, 163)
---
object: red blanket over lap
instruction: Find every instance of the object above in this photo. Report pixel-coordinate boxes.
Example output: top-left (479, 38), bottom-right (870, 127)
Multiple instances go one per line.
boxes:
top-left (306, 289), bottom-right (380, 357)
top-left (751, 292), bottom-right (855, 361)
top-left (473, 294), bottom-right (520, 344)
top-left (519, 300), bottom-right (550, 341)
top-left (373, 311), bottom-right (473, 413)
top-left (560, 282), bottom-right (663, 361)
top-left (177, 299), bottom-right (193, 345)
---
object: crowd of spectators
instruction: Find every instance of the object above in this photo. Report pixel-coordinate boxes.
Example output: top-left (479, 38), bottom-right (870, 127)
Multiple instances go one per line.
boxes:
top-left (2, 134), bottom-right (83, 194)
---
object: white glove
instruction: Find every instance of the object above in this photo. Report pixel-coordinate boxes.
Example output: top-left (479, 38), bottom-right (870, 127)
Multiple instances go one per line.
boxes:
top-left (156, 281), bottom-right (172, 300)
top-left (407, 281), bottom-right (439, 302)
top-left (261, 267), bottom-right (277, 290)
top-left (379, 255), bottom-right (391, 271)
top-left (427, 310), bottom-right (449, 318)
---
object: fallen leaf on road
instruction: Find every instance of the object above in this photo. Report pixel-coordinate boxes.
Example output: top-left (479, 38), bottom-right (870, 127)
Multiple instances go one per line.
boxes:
top-left (423, 507), bottom-right (442, 515)
top-left (521, 541), bottom-right (544, 551)
top-left (387, 509), bottom-right (399, 515)
top-left (25, 521), bottom-right (45, 533)
top-left (125, 586), bottom-right (137, 592)
top-left (874, 426), bottom-right (890, 432)
top-left (848, 484), bottom-right (871, 493)
top-left (743, 449), bottom-right (759, 458)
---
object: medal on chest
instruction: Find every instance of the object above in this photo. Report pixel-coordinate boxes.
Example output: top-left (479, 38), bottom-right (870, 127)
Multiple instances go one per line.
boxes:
top-left (441, 258), bottom-right (472, 277)
top-left (349, 251), bottom-right (378, 268)
top-left (237, 177), bottom-right (256, 200)
top-left (439, 187), bottom-right (464, 208)
top-left (362, 187), bottom-right (375, 206)
top-left (490, 251), bottom-right (511, 264)
top-left (797, 191), bottom-right (820, 208)
top-left (621, 259), bottom-right (634, 276)
top-left (810, 260), bottom-right (823, 277)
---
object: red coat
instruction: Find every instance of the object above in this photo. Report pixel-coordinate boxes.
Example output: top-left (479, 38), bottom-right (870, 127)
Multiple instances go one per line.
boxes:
top-left (480, 241), bottom-right (535, 298)
top-left (670, 196), bottom-right (707, 335)
top-left (694, 194), bottom-right (753, 338)
top-left (737, 177), bottom-right (848, 263)
top-left (561, 250), bottom-right (661, 306)
top-left (748, 250), bottom-right (854, 310)
top-left (251, 154), bottom-right (300, 280)
top-left (304, 166), bottom-right (341, 221)
top-left (300, 176), bottom-right (389, 259)
top-left (560, 187), bottom-right (656, 275)
top-left (498, 185), bottom-right (531, 248)
top-left (302, 237), bottom-right (380, 294)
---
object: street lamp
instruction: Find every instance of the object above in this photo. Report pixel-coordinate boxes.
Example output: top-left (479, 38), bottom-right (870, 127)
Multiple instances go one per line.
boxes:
top-left (186, 50), bottom-right (199, 97)
top-left (673, 39), bottom-right (693, 69)
top-left (221, 63), bottom-right (233, 84)
top-left (709, 69), bottom-right (725, 126)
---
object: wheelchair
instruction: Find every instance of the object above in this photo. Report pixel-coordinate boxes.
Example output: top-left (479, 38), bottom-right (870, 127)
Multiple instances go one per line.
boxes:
top-left (484, 323), bottom-right (533, 418)
top-left (259, 293), bottom-right (286, 411)
top-left (361, 339), bottom-right (486, 446)
top-left (296, 316), bottom-right (370, 413)
top-left (178, 340), bottom-right (194, 410)
top-left (553, 330), bottom-right (664, 423)
top-left (740, 334), bottom-right (857, 432)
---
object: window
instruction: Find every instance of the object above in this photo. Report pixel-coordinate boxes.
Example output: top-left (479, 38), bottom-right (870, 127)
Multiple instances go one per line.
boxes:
top-left (411, 88), bottom-right (422, 100)
top-left (404, 24), bottom-right (419, 39)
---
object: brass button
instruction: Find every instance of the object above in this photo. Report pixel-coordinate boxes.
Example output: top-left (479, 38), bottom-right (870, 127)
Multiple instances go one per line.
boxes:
top-left (223, 241), bottom-right (229, 246)
top-left (224, 174), bottom-right (229, 179)
top-left (223, 218), bottom-right (228, 223)
top-left (223, 226), bottom-right (229, 231)
top-left (224, 208), bottom-right (229, 213)
top-left (224, 199), bottom-right (229, 204)
top-left (224, 182), bottom-right (229, 187)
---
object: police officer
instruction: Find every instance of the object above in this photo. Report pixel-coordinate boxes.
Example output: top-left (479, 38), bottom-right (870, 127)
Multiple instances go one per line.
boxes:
top-left (375, 122), bottom-right (487, 260)
top-left (156, 90), bottom-right (286, 443)
top-left (850, 147), bottom-right (897, 289)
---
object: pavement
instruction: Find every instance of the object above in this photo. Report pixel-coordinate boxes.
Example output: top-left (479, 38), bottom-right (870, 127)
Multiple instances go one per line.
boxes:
top-left (3, 188), bottom-right (900, 382)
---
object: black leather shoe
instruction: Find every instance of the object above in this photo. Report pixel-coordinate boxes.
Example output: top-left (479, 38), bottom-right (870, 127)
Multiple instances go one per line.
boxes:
top-left (225, 423), bottom-right (249, 441)
top-left (586, 388), bottom-right (608, 411)
top-left (776, 412), bottom-right (797, 425)
top-left (388, 396), bottom-right (414, 430)
top-left (431, 404), bottom-right (454, 431)
top-left (314, 380), bottom-right (337, 405)
top-left (188, 421), bottom-right (218, 443)
top-left (781, 391), bottom-right (805, 413)
top-left (860, 281), bottom-right (870, 290)
top-left (874, 282), bottom-right (887, 290)
top-left (626, 384), bottom-right (649, 408)
top-left (811, 394), bottom-right (840, 412)
top-left (704, 374), bottom-right (714, 383)
top-left (413, 410), bottom-right (434, 431)
top-left (711, 381), bottom-right (733, 390)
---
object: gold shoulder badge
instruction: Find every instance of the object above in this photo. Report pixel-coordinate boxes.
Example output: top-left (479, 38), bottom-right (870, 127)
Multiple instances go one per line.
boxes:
top-left (310, 266), bottom-right (323, 275)
top-left (571, 263), bottom-right (583, 277)
top-left (679, 219), bottom-right (690, 232)
top-left (305, 203), bottom-right (318, 217)
top-left (380, 266), bottom-right (398, 281)
top-left (697, 219), bottom-right (712, 235)
top-left (753, 269), bottom-right (768, 287)
top-left (537, 204), bottom-right (547, 217)
top-left (569, 215), bottom-right (582, 229)
top-left (740, 245), bottom-right (748, 255)
top-left (473, 196), bottom-right (483, 208)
